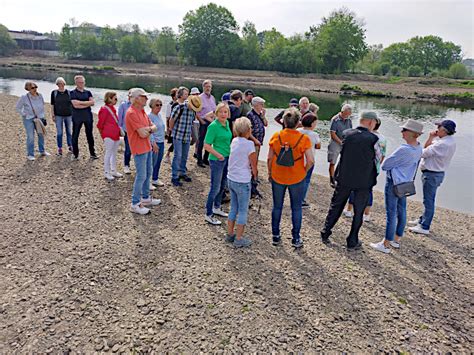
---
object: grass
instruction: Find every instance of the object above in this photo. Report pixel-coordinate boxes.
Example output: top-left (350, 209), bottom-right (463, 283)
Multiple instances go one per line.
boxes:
top-left (92, 65), bottom-right (115, 71)
top-left (241, 305), bottom-right (251, 313)
top-left (340, 84), bottom-right (391, 98)
top-left (385, 77), bottom-right (403, 84)
top-left (441, 92), bottom-right (473, 99)
top-left (340, 84), bottom-right (362, 92)
top-left (398, 297), bottom-right (408, 305)
top-left (450, 80), bottom-right (474, 88)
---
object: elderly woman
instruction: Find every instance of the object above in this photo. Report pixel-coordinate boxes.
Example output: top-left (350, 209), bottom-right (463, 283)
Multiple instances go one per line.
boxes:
top-left (97, 92), bottom-right (123, 181)
top-left (247, 96), bottom-right (268, 160)
top-left (226, 117), bottom-right (258, 248)
top-left (370, 119), bottom-right (423, 254)
top-left (16, 81), bottom-right (50, 160)
top-left (148, 98), bottom-right (166, 187)
top-left (204, 103), bottom-right (233, 225)
top-left (268, 108), bottom-right (314, 248)
top-left (50, 77), bottom-right (72, 155)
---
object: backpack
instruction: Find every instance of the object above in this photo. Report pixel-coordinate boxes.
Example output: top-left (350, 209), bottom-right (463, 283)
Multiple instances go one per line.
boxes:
top-left (275, 133), bottom-right (304, 167)
top-left (53, 89), bottom-right (70, 100)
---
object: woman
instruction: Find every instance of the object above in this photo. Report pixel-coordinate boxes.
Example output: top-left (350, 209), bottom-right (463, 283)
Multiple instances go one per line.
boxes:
top-left (204, 103), bottom-right (233, 225)
top-left (16, 81), bottom-right (50, 160)
top-left (50, 77), bottom-right (72, 155)
top-left (268, 108), bottom-right (313, 249)
top-left (226, 117), bottom-right (258, 248)
top-left (165, 88), bottom-right (178, 163)
top-left (148, 98), bottom-right (166, 187)
top-left (370, 119), bottom-right (423, 254)
top-left (97, 92), bottom-right (123, 181)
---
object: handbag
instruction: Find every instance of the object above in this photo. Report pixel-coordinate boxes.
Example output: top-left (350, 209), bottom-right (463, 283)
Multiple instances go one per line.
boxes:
top-left (390, 161), bottom-right (420, 198)
top-left (27, 94), bottom-right (47, 134)
top-left (104, 106), bottom-right (125, 137)
top-left (275, 133), bottom-right (304, 167)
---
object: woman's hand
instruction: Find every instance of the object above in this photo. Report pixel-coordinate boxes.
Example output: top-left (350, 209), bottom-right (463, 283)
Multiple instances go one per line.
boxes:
top-left (217, 153), bottom-right (225, 161)
top-left (152, 142), bottom-right (159, 153)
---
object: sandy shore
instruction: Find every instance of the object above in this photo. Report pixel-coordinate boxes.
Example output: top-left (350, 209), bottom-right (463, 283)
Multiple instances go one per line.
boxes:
top-left (0, 93), bottom-right (472, 352)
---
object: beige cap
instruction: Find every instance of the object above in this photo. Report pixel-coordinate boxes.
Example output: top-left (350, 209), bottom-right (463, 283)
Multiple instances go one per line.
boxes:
top-left (400, 119), bottom-right (424, 134)
top-left (130, 88), bottom-right (150, 99)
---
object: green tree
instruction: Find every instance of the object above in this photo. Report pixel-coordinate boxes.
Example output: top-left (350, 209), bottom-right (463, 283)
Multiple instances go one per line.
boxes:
top-left (259, 28), bottom-right (288, 71)
top-left (118, 33), bottom-right (153, 63)
top-left (78, 35), bottom-right (102, 59)
top-left (0, 24), bottom-right (17, 56)
top-left (390, 65), bottom-right (401, 76)
top-left (407, 65), bottom-right (423, 77)
top-left (240, 21), bottom-right (260, 69)
top-left (381, 42), bottom-right (412, 68)
top-left (447, 63), bottom-right (468, 79)
top-left (58, 24), bottom-right (80, 58)
top-left (154, 27), bottom-right (177, 63)
top-left (100, 26), bottom-right (118, 59)
top-left (409, 36), bottom-right (461, 74)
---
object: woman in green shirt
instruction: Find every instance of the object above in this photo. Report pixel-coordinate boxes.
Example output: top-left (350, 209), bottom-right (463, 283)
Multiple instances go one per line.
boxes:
top-left (204, 103), bottom-right (233, 225)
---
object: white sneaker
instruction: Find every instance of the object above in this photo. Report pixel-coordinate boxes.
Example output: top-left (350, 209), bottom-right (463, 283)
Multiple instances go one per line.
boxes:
top-left (104, 173), bottom-right (115, 181)
top-left (205, 215), bottom-right (222, 225)
top-left (27, 155), bottom-right (35, 161)
top-left (212, 208), bottom-right (228, 217)
top-left (141, 197), bottom-right (161, 206)
top-left (408, 219), bottom-right (420, 226)
top-left (363, 214), bottom-right (371, 222)
top-left (149, 183), bottom-right (156, 191)
top-left (390, 240), bottom-right (400, 249)
top-left (152, 179), bottom-right (165, 187)
top-left (370, 241), bottom-right (391, 254)
top-left (409, 225), bottom-right (430, 235)
top-left (130, 203), bottom-right (150, 215)
top-left (343, 210), bottom-right (353, 218)
top-left (40, 151), bottom-right (51, 156)
top-left (111, 171), bottom-right (123, 178)
top-left (123, 166), bottom-right (131, 174)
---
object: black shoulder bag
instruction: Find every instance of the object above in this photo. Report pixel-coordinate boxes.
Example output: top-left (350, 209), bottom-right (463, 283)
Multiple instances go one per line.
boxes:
top-left (390, 160), bottom-right (420, 198)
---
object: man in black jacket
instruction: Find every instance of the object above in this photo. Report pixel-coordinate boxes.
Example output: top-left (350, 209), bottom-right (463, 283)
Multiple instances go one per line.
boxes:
top-left (320, 111), bottom-right (379, 249)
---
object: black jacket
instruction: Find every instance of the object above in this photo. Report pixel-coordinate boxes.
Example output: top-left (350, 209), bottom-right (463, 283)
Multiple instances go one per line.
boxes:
top-left (335, 126), bottom-right (379, 189)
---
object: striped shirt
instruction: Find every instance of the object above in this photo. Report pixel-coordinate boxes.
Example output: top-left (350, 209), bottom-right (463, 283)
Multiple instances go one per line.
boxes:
top-left (171, 103), bottom-right (195, 143)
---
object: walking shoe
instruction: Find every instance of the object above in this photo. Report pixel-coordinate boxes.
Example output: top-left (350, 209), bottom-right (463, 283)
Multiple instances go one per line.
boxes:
top-left (363, 214), bottom-right (371, 222)
top-left (71, 155), bottom-right (79, 161)
top-left (389, 240), bottom-right (400, 249)
top-left (152, 179), bottom-right (165, 187)
top-left (409, 225), bottom-right (430, 235)
top-left (104, 173), bottom-right (115, 181)
top-left (347, 241), bottom-right (363, 251)
top-left (272, 235), bottom-right (282, 246)
top-left (234, 237), bottom-right (252, 248)
top-left (179, 175), bottom-right (192, 182)
top-left (149, 183), bottom-right (156, 191)
top-left (68, 146), bottom-right (73, 153)
top-left (343, 210), bottom-right (353, 218)
top-left (27, 155), bottom-right (35, 161)
top-left (212, 208), bottom-right (228, 217)
top-left (57, 148), bottom-right (63, 156)
top-left (292, 239), bottom-right (304, 249)
top-left (197, 161), bottom-right (206, 168)
top-left (370, 241), bottom-right (391, 254)
top-left (123, 166), bottom-right (131, 174)
top-left (203, 160), bottom-right (209, 166)
top-left (225, 234), bottom-right (236, 243)
top-left (171, 178), bottom-right (183, 187)
top-left (205, 215), bottom-right (222, 225)
top-left (130, 203), bottom-right (150, 215)
top-left (408, 219), bottom-right (420, 226)
top-left (90, 154), bottom-right (100, 160)
top-left (40, 151), bottom-right (51, 156)
top-left (111, 171), bottom-right (123, 178)
top-left (302, 201), bottom-right (311, 209)
top-left (193, 153), bottom-right (198, 159)
top-left (141, 197), bottom-right (161, 206)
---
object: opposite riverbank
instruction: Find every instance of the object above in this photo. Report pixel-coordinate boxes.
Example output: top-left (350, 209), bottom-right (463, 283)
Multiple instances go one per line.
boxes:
top-left (1, 56), bottom-right (473, 107)
top-left (0, 92), bottom-right (472, 352)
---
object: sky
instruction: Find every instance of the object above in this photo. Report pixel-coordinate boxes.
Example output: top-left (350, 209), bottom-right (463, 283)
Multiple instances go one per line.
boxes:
top-left (1, 0), bottom-right (473, 57)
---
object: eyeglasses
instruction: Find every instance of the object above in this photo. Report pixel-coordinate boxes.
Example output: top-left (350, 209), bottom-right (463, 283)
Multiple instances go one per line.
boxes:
top-left (31, 86), bottom-right (38, 89)
top-left (155, 104), bottom-right (162, 107)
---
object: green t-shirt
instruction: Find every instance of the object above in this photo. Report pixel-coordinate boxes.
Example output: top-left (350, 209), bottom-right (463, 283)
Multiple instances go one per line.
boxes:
top-left (204, 119), bottom-right (232, 160)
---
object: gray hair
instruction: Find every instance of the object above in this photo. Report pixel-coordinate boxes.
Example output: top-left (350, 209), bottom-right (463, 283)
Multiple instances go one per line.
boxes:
top-left (149, 98), bottom-right (163, 108)
top-left (55, 77), bottom-right (66, 85)
top-left (308, 102), bottom-right (319, 113)
top-left (177, 86), bottom-right (189, 99)
top-left (233, 117), bottom-right (252, 137)
top-left (202, 79), bottom-right (212, 87)
top-left (341, 103), bottom-right (352, 112)
top-left (299, 97), bottom-right (309, 105)
top-left (251, 96), bottom-right (265, 105)
top-left (283, 107), bottom-right (301, 129)
top-left (74, 75), bottom-right (85, 83)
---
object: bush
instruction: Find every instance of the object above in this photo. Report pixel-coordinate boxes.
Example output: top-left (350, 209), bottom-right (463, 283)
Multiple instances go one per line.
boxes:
top-left (408, 65), bottom-right (423, 77)
top-left (447, 63), bottom-right (468, 79)
top-left (380, 62), bottom-right (391, 75)
top-left (372, 63), bottom-right (383, 76)
top-left (390, 65), bottom-right (401, 76)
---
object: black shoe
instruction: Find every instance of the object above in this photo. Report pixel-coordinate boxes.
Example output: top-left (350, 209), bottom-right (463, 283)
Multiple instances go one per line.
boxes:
top-left (330, 176), bottom-right (336, 188)
top-left (292, 239), bottom-right (304, 249)
top-left (203, 160), bottom-right (209, 166)
top-left (171, 178), bottom-right (183, 187)
top-left (302, 201), bottom-right (310, 209)
top-left (272, 236), bottom-right (281, 246)
top-left (193, 153), bottom-right (198, 159)
top-left (179, 175), bottom-right (192, 182)
top-left (347, 241), bottom-right (363, 251)
top-left (321, 237), bottom-right (331, 245)
top-left (197, 161), bottom-right (206, 168)
top-left (90, 154), bottom-right (99, 160)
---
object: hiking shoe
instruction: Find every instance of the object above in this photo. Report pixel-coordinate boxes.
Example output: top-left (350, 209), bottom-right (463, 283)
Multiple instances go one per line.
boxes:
top-left (234, 237), bottom-right (252, 248)
top-left (27, 155), bottom-right (35, 161)
top-left (111, 171), bottom-right (123, 178)
top-left (205, 215), bottom-right (221, 225)
top-left (302, 201), bottom-right (310, 209)
top-left (130, 203), bottom-right (150, 215)
top-left (40, 151), bottom-right (51, 156)
top-left (123, 166), bottom-right (131, 174)
top-left (141, 197), bottom-right (161, 206)
top-left (343, 210), bottom-right (353, 218)
top-left (152, 179), bottom-right (165, 187)
top-left (363, 214), bottom-right (371, 222)
top-left (370, 241), bottom-right (391, 254)
top-left (225, 234), bottom-right (236, 243)
top-left (171, 178), bottom-right (183, 187)
top-left (389, 240), bottom-right (400, 249)
top-left (212, 208), bottom-right (228, 217)
top-left (149, 183), bottom-right (156, 191)
top-left (104, 173), bottom-right (115, 181)
top-left (347, 241), bottom-right (363, 251)
top-left (292, 239), bottom-right (304, 249)
top-left (179, 175), bottom-right (192, 182)
top-left (57, 148), bottom-right (63, 156)
top-left (71, 155), bottom-right (79, 161)
top-left (409, 225), bottom-right (430, 235)
top-left (408, 219), bottom-right (420, 226)
top-left (90, 154), bottom-right (99, 160)
top-left (272, 235), bottom-right (282, 246)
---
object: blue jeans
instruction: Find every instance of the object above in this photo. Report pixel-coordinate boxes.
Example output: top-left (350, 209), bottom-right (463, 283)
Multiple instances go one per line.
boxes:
top-left (206, 158), bottom-right (228, 216)
top-left (152, 142), bottom-right (165, 181)
top-left (419, 171), bottom-right (445, 230)
top-left (384, 177), bottom-right (407, 241)
top-left (302, 166), bottom-right (314, 202)
top-left (271, 179), bottom-right (305, 242)
top-left (55, 115), bottom-right (72, 149)
top-left (171, 138), bottom-right (191, 180)
top-left (124, 132), bottom-right (132, 167)
top-left (23, 117), bottom-right (45, 156)
top-left (132, 152), bottom-right (152, 205)
top-left (228, 179), bottom-right (251, 225)
top-left (349, 190), bottom-right (373, 207)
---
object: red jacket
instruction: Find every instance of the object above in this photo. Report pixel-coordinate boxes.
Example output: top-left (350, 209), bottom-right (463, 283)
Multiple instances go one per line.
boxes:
top-left (97, 105), bottom-right (121, 141)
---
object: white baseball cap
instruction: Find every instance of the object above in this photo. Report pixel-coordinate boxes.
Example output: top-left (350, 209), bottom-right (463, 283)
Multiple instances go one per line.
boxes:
top-left (130, 88), bottom-right (150, 98)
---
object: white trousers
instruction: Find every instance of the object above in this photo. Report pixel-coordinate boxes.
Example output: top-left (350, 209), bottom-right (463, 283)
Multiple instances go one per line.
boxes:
top-left (104, 138), bottom-right (120, 174)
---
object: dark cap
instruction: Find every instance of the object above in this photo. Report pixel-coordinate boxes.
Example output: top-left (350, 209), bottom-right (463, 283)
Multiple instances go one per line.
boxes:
top-left (244, 89), bottom-right (255, 96)
top-left (435, 119), bottom-right (456, 134)
top-left (221, 92), bottom-right (231, 101)
top-left (289, 98), bottom-right (299, 106)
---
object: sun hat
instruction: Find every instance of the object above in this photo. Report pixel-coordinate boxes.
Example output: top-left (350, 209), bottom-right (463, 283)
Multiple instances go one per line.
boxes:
top-left (400, 119), bottom-right (424, 134)
top-left (190, 87), bottom-right (200, 95)
top-left (187, 95), bottom-right (203, 112)
top-left (130, 88), bottom-right (150, 99)
top-left (435, 119), bottom-right (456, 134)
top-left (251, 96), bottom-right (266, 105)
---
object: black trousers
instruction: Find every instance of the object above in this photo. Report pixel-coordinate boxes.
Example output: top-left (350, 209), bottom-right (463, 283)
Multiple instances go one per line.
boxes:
top-left (72, 118), bottom-right (95, 158)
top-left (196, 123), bottom-right (209, 163)
top-left (321, 185), bottom-right (371, 247)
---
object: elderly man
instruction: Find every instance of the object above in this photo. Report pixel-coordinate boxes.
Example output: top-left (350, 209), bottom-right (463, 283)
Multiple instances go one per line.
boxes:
top-left (247, 96), bottom-right (268, 160)
top-left (241, 89), bottom-right (254, 116)
top-left (125, 88), bottom-right (160, 215)
top-left (328, 104), bottom-right (353, 187)
top-left (118, 89), bottom-right (132, 173)
top-left (408, 120), bottom-right (457, 235)
top-left (274, 98), bottom-right (299, 127)
top-left (70, 75), bottom-right (98, 160)
top-left (299, 96), bottom-right (310, 115)
top-left (196, 80), bottom-right (216, 168)
top-left (170, 87), bottom-right (202, 186)
top-left (320, 111), bottom-right (379, 250)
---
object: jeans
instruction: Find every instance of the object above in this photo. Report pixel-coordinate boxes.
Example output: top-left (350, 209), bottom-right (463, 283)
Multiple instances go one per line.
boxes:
top-left (228, 179), bottom-right (251, 225)
top-left (196, 123), bottom-right (210, 163)
top-left (124, 132), bottom-right (132, 167)
top-left (271, 179), bottom-right (305, 242)
top-left (349, 190), bottom-right (373, 207)
top-left (384, 177), bottom-right (407, 241)
top-left (152, 142), bottom-right (165, 181)
top-left (171, 138), bottom-right (191, 180)
top-left (23, 117), bottom-right (45, 156)
top-left (302, 166), bottom-right (314, 202)
top-left (132, 152), bottom-right (152, 205)
top-left (72, 118), bottom-right (96, 158)
top-left (54, 115), bottom-right (72, 149)
top-left (419, 171), bottom-right (445, 230)
top-left (206, 158), bottom-right (228, 216)
top-left (103, 138), bottom-right (120, 174)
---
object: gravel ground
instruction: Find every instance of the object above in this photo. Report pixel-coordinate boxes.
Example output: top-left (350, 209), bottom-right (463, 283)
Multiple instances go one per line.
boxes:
top-left (1, 93), bottom-right (472, 352)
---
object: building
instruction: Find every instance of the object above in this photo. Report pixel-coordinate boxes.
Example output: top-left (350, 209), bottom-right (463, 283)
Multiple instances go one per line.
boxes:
top-left (8, 30), bottom-right (58, 52)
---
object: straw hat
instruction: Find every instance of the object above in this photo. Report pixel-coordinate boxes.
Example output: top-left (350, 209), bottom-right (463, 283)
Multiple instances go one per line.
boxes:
top-left (187, 95), bottom-right (202, 112)
top-left (400, 119), bottom-right (424, 134)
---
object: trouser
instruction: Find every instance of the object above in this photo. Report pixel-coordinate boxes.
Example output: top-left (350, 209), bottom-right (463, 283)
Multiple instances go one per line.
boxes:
top-left (384, 177), bottom-right (407, 241)
top-left (196, 123), bottom-right (210, 163)
top-left (103, 138), bottom-right (120, 174)
top-left (23, 117), bottom-right (45, 156)
top-left (131, 152), bottom-right (152, 205)
top-left (205, 158), bottom-right (228, 216)
top-left (349, 190), bottom-right (373, 207)
top-left (72, 118), bottom-right (95, 158)
top-left (302, 166), bottom-right (315, 202)
top-left (321, 185), bottom-right (371, 247)
top-left (171, 138), bottom-right (191, 180)
top-left (152, 142), bottom-right (165, 181)
top-left (124, 132), bottom-right (132, 167)
top-left (228, 179), bottom-right (251, 225)
top-left (418, 170), bottom-right (445, 230)
top-left (54, 115), bottom-right (72, 149)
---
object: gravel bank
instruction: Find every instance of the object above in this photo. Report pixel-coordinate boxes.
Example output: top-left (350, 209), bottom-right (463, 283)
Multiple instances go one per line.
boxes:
top-left (0, 93), bottom-right (472, 352)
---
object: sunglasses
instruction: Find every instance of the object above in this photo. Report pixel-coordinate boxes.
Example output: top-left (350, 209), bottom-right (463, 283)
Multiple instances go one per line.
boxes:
top-left (155, 104), bottom-right (162, 107)
top-left (31, 86), bottom-right (38, 89)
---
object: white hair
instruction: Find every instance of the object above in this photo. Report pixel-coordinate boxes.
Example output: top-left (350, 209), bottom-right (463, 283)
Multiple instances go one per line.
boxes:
top-left (299, 97), bottom-right (309, 105)
top-left (341, 104), bottom-right (352, 112)
top-left (74, 75), bottom-right (85, 82)
top-left (251, 96), bottom-right (265, 105)
top-left (55, 77), bottom-right (66, 85)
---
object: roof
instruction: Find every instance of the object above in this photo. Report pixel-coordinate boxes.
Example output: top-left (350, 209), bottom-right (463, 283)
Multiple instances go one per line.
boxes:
top-left (8, 31), bottom-right (56, 41)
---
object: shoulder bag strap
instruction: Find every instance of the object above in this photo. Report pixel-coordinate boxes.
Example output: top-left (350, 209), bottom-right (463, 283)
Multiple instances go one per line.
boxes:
top-left (104, 106), bottom-right (120, 125)
top-left (26, 93), bottom-right (38, 118)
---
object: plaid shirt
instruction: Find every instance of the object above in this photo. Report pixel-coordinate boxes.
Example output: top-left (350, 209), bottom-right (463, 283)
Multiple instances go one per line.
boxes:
top-left (247, 109), bottom-right (266, 144)
top-left (171, 102), bottom-right (195, 143)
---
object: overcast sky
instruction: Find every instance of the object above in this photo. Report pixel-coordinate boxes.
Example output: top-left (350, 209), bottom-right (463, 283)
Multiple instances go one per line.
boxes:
top-left (1, 0), bottom-right (473, 56)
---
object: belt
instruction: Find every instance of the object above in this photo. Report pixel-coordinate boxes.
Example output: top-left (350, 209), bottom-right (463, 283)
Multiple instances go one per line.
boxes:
top-left (421, 169), bottom-right (444, 174)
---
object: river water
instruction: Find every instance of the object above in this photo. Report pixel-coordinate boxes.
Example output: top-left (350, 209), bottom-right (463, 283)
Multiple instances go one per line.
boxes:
top-left (0, 68), bottom-right (473, 214)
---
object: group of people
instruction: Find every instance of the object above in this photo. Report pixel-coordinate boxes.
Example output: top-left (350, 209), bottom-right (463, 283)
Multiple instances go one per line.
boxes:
top-left (16, 76), bottom-right (457, 251)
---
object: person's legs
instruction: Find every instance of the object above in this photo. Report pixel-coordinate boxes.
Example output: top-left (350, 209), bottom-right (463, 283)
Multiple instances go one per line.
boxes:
top-left (154, 142), bottom-right (165, 180)
top-left (64, 116), bottom-right (73, 149)
top-left (235, 181), bottom-right (251, 240)
top-left (302, 165), bottom-right (314, 202)
top-left (23, 118), bottom-right (35, 157)
top-left (364, 190), bottom-right (374, 215)
top-left (179, 140), bottom-right (191, 177)
top-left (197, 124), bottom-right (207, 164)
top-left (132, 153), bottom-right (147, 205)
top-left (55, 116), bottom-right (64, 149)
top-left (171, 138), bottom-right (182, 180)
top-left (37, 125), bottom-right (45, 153)
top-left (395, 196), bottom-right (407, 238)
top-left (84, 118), bottom-right (96, 156)
top-left (141, 152), bottom-right (152, 200)
top-left (206, 159), bottom-right (225, 216)
top-left (124, 133), bottom-right (132, 168)
top-left (271, 180), bottom-right (287, 237)
top-left (152, 151), bottom-right (160, 181)
top-left (347, 188), bottom-right (370, 247)
top-left (214, 158), bottom-right (228, 210)
top-left (72, 119), bottom-right (83, 158)
top-left (103, 138), bottom-right (114, 174)
top-left (110, 139), bottom-right (120, 173)
top-left (384, 178), bottom-right (398, 242)
top-left (288, 179), bottom-right (305, 242)
top-left (320, 185), bottom-right (352, 240)
top-left (420, 171), bottom-right (444, 230)
top-left (227, 180), bottom-right (239, 236)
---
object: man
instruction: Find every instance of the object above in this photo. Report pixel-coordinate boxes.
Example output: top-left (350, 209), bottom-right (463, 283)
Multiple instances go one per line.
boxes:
top-left (328, 104), bottom-right (353, 187)
top-left (228, 90), bottom-right (243, 132)
top-left (70, 75), bottom-right (98, 160)
top-left (125, 88), bottom-right (160, 215)
top-left (299, 96), bottom-right (310, 115)
top-left (170, 87), bottom-right (202, 186)
top-left (408, 120), bottom-right (457, 235)
top-left (118, 90), bottom-right (132, 173)
top-left (320, 111), bottom-right (379, 250)
top-left (240, 89), bottom-right (254, 116)
top-left (275, 98), bottom-right (299, 127)
top-left (196, 80), bottom-right (216, 168)
top-left (247, 96), bottom-right (267, 160)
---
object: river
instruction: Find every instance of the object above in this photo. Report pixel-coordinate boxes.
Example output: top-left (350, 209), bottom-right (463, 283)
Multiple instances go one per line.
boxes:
top-left (0, 68), bottom-right (473, 214)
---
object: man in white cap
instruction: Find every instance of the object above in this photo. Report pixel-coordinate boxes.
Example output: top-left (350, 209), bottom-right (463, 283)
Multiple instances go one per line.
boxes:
top-left (125, 88), bottom-right (160, 215)
top-left (118, 89), bottom-right (133, 174)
